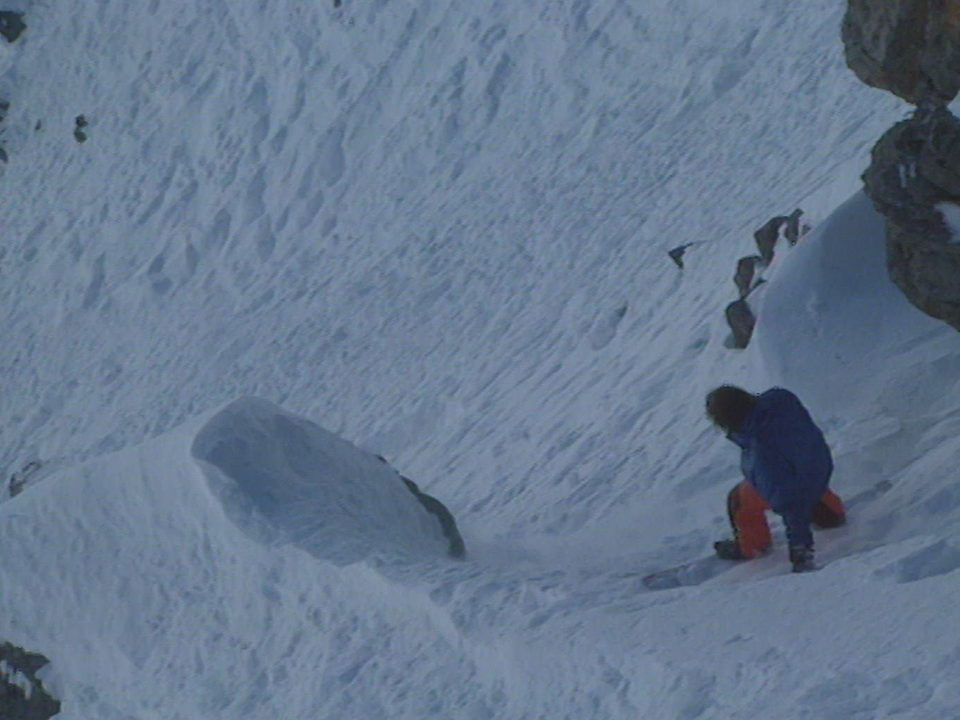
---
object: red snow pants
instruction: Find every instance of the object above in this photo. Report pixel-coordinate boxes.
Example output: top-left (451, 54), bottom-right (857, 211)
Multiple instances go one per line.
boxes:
top-left (727, 481), bottom-right (846, 558)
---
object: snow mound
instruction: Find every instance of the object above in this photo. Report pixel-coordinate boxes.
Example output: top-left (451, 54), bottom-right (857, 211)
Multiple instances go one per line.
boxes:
top-left (191, 397), bottom-right (450, 564)
top-left (752, 190), bottom-right (956, 420)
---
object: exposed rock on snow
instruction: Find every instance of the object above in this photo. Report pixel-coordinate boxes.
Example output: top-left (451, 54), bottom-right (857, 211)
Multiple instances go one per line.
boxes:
top-left (0, 640), bottom-right (61, 720)
top-left (734, 255), bottom-right (764, 299)
top-left (667, 242), bottom-right (696, 269)
top-left (725, 297), bottom-right (756, 349)
top-left (862, 107), bottom-right (960, 330)
top-left (191, 397), bottom-right (456, 564)
top-left (753, 215), bottom-right (786, 264)
top-left (0, 11), bottom-right (26, 43)
top-left (725, 210), bottom-right (804, 348)
top-left (842, 0), bottom-right (960, 105)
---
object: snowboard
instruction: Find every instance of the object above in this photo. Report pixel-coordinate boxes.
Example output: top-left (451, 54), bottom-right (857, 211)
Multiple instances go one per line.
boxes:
top-left (642, 554), bottom-right (733, 590)
top-left (642, 480), bottom-right (893, 591)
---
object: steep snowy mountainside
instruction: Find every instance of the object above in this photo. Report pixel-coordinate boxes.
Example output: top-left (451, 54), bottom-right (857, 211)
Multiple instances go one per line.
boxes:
top-left (4, 197), bottom-right (960, 718)
top-left (1, 1), bottom-right (905, 546)
top-left (6, 1), bottom-right (960, 716)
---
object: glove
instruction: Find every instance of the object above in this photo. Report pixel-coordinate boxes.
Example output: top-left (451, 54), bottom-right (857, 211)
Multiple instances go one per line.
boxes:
top-left (789, 545), bottom-right (816, 573)
top-left (714, 539), bottom-right (747, 561)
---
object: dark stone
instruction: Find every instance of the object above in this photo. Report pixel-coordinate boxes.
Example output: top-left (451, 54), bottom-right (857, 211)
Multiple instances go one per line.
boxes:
top-left (784, 208), bottom-right (803, 245)
top-left (0, 640), bottom-right (62, 720)
top-left (842, 0), bottom-right (960, 106)
top-left (733, 255), bottom-right (763, 298)
top-left (73, 128), bottom-right (87, 144)
top-left (8, 461), bottom-right (41, 497)
top-left (863, 107), bottom-right (960, 228)
top-left (753, 216), bottom-right (786, 263)
top-left (668, 246), bottom-right (686, 269)
top-left (725, 298), bottom-right (756, 349)
top-left (0, 11), bottom-right (26, 43)
top-left (668, 242), bottom-right (697, 269)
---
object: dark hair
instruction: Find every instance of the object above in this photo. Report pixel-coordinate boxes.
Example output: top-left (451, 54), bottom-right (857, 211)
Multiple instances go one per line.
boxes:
top-left (706, 385), bottom-right (757, 433)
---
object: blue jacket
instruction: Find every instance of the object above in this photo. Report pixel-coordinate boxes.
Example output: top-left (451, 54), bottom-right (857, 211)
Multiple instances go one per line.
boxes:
top-left (728, 388), bottom-right (833, 547)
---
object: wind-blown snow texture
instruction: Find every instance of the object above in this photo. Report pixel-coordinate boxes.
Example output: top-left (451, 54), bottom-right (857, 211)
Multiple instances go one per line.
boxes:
top-left (2, 0), bottom-right (960, 718)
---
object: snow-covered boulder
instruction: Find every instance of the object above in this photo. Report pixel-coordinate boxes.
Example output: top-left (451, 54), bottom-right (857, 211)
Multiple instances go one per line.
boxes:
top-left (191, 397), bottom-right (459, 564)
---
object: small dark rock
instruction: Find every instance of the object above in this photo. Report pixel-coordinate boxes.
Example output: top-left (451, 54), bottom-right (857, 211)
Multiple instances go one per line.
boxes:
top-left (753, 216), bottom-right (786, 263)
top-left (784, 208), bottom-right (803, 245)
top-left (8, 461), bottom-right (41, 497)
top-left (75, 115), bottom-right (87, 128)
top-left (668, 242), bottom-right (696, 269)
top-left (0, 11), bottom-right (26, 43)
top-left (74, 128), bottom-right (87, 144)
top-left (725, 298), bottom-right (756, 349)
top-left (733, 255), bottom-right (764, 298)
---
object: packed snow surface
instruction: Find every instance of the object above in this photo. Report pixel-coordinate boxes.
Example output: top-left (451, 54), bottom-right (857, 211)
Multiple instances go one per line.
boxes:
top-left (2, 0), bottom-right (960, 718)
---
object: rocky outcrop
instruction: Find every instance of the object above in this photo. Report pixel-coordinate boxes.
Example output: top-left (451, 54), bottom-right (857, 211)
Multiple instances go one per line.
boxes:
top-left (844, 1), bottom-right (960, 330)
top-left (667, 242), bottom-right (698, 269)
top-left (0, 640), bottom-right (61, 720)
top-left (723, 210), bottom-right (805, 348)
top-left (862, 107), bottom-right (960, 230)
top-left (842, 0), bottom-right (960, 106)
top-left (863, 106), bottom-right (960, 327)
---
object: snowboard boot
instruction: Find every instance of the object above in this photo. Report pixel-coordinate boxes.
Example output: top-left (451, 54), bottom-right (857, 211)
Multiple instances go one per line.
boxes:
top-left (789, 545), bottom-right (816, 573)
top-left (713, 539), bottom-right (747, 561)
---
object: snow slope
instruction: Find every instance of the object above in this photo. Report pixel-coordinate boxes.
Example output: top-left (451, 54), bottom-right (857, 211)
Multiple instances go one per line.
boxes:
top-left (3, 0), bottom-right (960, 717)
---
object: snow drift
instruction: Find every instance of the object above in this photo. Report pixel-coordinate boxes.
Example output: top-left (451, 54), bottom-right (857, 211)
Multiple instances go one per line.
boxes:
top-left (191, 397), bottom-right (452, 563)
top-left (753, 190), bottom-right (954, 418)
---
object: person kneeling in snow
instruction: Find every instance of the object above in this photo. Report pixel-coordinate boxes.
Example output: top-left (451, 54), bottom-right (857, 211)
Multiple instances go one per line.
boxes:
top-left (706, 386), bottom-right (846, 572)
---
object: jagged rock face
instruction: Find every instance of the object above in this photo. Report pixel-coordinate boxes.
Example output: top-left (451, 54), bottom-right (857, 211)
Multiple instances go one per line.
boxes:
top-left (886, 220), bottom-right (960, 327)
top-left (863, 107), bottom-right (960, 330)
top-left (0, 641), bottom-right (62, 720)
top-left (842, 0), bottom-right (960, 105)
